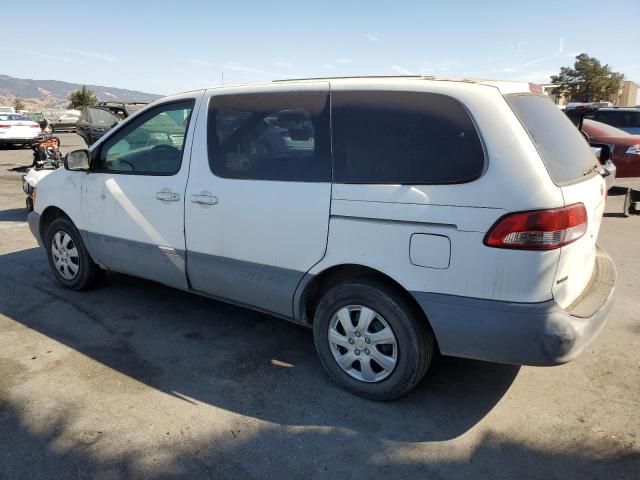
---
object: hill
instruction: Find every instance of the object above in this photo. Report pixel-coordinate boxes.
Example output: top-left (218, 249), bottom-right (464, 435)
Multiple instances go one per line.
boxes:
top-left (0, 74), bottom-right (163, 110)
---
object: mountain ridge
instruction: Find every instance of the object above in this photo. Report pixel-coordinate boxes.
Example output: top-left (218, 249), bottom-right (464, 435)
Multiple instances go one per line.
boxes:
top-left (0, 74), bottom-right (163, 110)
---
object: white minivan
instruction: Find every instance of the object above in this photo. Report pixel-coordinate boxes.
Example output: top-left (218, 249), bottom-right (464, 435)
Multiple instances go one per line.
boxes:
top-left (28, 77), bottom-right (616, 400)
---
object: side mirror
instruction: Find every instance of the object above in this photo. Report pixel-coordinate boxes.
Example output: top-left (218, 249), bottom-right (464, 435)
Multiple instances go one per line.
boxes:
top-left (64, 149), bottom-right (91, 171)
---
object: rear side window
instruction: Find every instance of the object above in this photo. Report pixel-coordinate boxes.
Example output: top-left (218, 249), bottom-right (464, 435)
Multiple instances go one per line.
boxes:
top-left (208, 91), bottom-right (331, 182)
top-left (331, 91), bottom-right (484, 184)
top-left (507, 94), bottom-right (597, 185)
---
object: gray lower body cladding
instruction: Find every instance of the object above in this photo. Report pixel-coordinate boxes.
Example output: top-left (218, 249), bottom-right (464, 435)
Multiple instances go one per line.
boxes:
top-left (187, 251), bottom-right (304, 319)
top-left (29, 214), bottom-right (616, 366)
top-left (412, 246), bottom-right (616, 366)
top-left (27, 211), bottom-right (42, 246)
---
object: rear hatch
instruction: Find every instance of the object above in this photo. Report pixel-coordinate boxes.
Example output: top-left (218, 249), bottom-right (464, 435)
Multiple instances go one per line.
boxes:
top-left (506, 94), bottom-right (607, 308)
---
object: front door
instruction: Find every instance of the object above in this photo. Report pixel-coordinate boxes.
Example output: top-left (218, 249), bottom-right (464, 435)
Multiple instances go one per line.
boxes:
top-left (83, 93), bottom-right (203, 289)
top-left (185, 84), bottom-right (332, 317)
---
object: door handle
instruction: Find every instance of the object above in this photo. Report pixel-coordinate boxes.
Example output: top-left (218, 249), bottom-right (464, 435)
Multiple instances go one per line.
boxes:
top-left (190, 194), bottom-right (218, 206)
top-left (156, 190), bottom-right (180, 202)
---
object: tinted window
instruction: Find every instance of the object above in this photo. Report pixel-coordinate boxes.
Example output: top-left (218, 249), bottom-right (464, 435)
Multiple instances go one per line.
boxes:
top-left (98, 100), bottom-right (194, 175)
top-left (331, 91), bottom-right (484, 184)
top-left (587, 110), bottom-right (640, 130)
top-left (208, 91), bottom-right (331, 182)
top-left (89, 108), bottom-right (119, 126)
top-left (507, 95), bottom-right (597, 185)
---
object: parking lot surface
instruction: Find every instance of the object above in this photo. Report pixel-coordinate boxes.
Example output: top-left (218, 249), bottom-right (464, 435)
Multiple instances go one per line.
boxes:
top-left (1, 134), bottom-right (639, 479)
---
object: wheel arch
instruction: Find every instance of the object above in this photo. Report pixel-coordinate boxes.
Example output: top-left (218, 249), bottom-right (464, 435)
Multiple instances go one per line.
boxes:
top-left (39, 206), bottom-right (72, 242)
top-left (294, 263), bottom-right (436, 338)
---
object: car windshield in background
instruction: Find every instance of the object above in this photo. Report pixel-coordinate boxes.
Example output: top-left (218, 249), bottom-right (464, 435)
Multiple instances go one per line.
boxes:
top-left (0, 114), bottom-right (29, 121)
top-left (506, 94), bottom-right (597, 185)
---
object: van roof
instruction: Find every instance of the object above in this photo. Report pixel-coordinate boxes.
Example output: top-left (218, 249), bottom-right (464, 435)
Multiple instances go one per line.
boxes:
top-left (271, 75), bottom-right (535, 94)
top-left (165, 76), bottom-right (537, 100)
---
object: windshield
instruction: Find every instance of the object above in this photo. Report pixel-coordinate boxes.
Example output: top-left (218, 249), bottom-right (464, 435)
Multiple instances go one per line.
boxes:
top-left (506, 94), bottom-right (597, 185)
top-left (0, 114), bottom-right (30, 121)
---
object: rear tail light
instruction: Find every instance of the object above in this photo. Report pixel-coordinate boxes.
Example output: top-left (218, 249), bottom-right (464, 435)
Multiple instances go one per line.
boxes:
top-left (0, 124), bottom-right (10, 128)
top-left (30, 124), bottom-right (40, 128)
top-left (281, 130), bottom-right (291, 138)
top-left (484, 203), bottom-right (588, 250)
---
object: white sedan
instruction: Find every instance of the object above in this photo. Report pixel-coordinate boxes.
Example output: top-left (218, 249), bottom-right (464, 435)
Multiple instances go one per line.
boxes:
top-left (0, 114), bottom-right (41, 146)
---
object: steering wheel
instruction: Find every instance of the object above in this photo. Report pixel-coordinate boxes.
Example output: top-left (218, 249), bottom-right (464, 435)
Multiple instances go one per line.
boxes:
top-left (151, 144), bottom-right (180, 156)
top-left (149, 144), bottom-right (181, 170)
top-left (118, 159), bottom-right (135, 171)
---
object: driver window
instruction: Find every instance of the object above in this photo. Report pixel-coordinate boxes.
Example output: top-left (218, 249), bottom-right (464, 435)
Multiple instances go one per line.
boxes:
top-left (99, 100), bottom-right (194, 175)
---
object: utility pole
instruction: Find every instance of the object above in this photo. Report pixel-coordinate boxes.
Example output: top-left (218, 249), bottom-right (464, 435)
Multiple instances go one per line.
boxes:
top-left (221, 71), bottom-right (224, 86)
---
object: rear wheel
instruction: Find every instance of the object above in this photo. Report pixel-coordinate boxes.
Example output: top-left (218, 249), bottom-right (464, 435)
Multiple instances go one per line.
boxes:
top-left (313, 279), bottom-right (434, 400)
top-left (45, 217), bottom-right (102, 290)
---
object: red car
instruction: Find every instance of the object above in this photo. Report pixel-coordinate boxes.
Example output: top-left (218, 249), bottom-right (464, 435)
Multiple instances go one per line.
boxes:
top-left (582, 119), bottom-right (640, 178)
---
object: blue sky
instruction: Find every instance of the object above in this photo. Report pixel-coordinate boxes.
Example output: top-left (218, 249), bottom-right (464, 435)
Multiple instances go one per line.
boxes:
top-left (2, 0), bottom-right (639, 97)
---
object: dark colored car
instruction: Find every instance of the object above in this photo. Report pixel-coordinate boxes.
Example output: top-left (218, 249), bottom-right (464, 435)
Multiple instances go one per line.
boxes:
top-left (95, 101), bottom-right (148, 118)
top-left (582, 119), bottom-right (640, 178)
top-left (76, 107), bottom-right (121, 146)
top-left (77, 102), bottom-right (148, 146)
top-left (50, 113), bottom-right (79, 132)
top-left (585, 107), bottom-right (640, 135)
top-left (25, 112), bottom-right (50, 131)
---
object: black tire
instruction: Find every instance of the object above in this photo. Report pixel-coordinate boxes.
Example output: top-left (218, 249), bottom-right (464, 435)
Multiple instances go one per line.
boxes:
top-left (313, 278), bottom-right (434, 401)
top-left (44, 216), bottom-right (102, 290)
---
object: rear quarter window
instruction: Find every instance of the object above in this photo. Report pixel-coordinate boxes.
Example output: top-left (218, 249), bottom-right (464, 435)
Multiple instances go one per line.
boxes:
top-left (331, 91), bottom-right (485, 184)
top-left (506, 94), bottom-right (597, 185)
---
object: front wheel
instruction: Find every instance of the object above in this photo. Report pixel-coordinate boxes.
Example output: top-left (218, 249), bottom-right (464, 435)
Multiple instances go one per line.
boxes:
top-left (45, 217), bottom-right (102, 290)
top-left (313, 279), bottom-right (434, 400)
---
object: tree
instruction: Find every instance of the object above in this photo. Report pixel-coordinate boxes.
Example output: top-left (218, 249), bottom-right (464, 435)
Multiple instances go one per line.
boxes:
top-left (13, 97), bottom-right (25, 111)
top-left (551, 54), bottom-right (624, 103)
top-left (68, 85), bottom-right (97, 109)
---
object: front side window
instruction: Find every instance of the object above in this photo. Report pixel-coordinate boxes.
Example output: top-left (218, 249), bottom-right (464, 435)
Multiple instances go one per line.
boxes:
top-left (208, 91), bottom-right (331, 182)
top-left (331, 91), bottom-right (485, 184)
top-left (98, 100), bottom-right (194, 175)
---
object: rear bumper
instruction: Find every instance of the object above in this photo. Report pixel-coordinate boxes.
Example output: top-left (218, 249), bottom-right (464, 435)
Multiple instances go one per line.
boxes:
top-left (412, 246), bottom-right (616, 366)
top-left (28, 211), bottom-right (42, 246)
top-left (0, 137), bottom-right (37, 144)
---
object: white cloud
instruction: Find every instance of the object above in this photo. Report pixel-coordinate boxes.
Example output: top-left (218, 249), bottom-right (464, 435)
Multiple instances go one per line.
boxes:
top-left (336, 58), bottom-right (352, 64)
top-left (189, 58), bottom-right (213, 67)
top-left (0, 47), bottom-right (85, 65)
top-left (501, 37), bottom-right (565, 73)
top-left (365, 33), bottom-right (380, 42)
top-left (221, 64), bottom-right (297, 79)
top-left (502, 70), bottom-right (556, 83)
top-left (391, 65), bottom-right (415, 75)
top-left (63, 48), bottom-right (118, 62)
